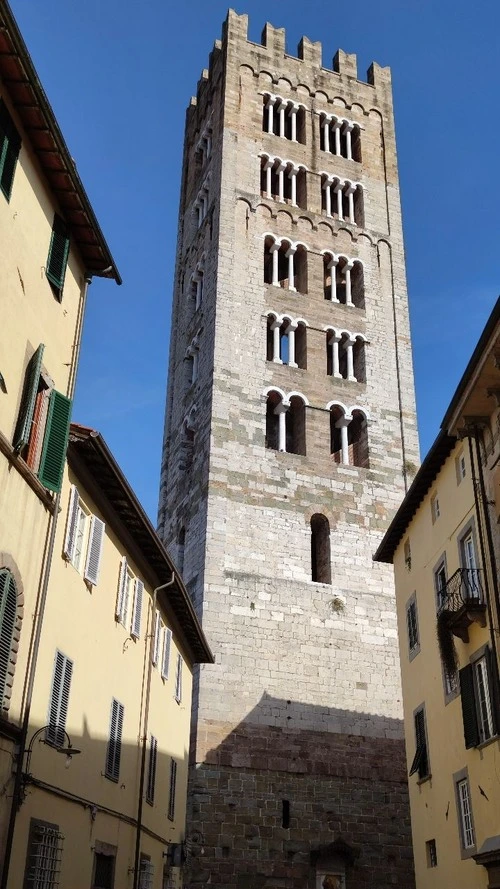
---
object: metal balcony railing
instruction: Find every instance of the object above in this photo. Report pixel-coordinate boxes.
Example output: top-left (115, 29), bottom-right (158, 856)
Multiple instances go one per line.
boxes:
top-left (437, 568), bottom-right (484, 616)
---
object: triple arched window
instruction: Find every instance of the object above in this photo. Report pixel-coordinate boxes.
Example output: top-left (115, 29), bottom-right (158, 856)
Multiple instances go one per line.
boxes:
top-left (323, 253), bottom-right (364, 308)
top-left (0, 568), bottom-right (20, 711)
top-left (266, 313), bottom-right (307, 368)
top-left (263, 235), bottom-right (308, 293)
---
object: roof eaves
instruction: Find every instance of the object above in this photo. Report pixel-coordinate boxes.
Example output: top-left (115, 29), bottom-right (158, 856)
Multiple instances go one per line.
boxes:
top-left (373, 431), bottom-right (456, 564)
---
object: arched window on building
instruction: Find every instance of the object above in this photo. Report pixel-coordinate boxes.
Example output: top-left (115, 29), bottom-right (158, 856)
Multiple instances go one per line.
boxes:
top-left (323, 255), bottom-right (364, 308)
top-left (328, 403), bottom-right (370, 467)
top-left (263, 237), bottom-right (308, 293)
top-left (265, 389), bottom-right (308, 454)
top-left (349, 409), bottom-right (370, 468)
top-left (262, 95), bottom-right (306, 143)
top-left (0, 568), bottom-right (19, 710)
top-left (310, 514), bottom-right (331, 584)
top-left (321, 177), bottom-right (364, 226)
top-left (326, 330), bottom-right (366, 382)
top-left (319, 114), bottom-right (362, 162)
top-left (266, 314), bottom-right (307, 368)
top-left (260, 155), bottom-right (307, 208)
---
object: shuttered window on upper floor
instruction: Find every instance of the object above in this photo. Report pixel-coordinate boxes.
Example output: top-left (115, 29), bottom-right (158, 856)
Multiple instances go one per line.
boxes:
top-left (168, 758), bottom-right (177, 821)
top-left (46, 214), bottom-right (70, 300)
top-left (46, 650), bottom-right (73, 747)
top-left (105, 698), bottom-right (124, 782)
top-left (0, 98), bottom-right (21, 201)
top-left (146, 735), bottom-right (158, 805)
top-left (0, 569), bottom-right (18, 709)
top-left (14, 344), bottom-right (72, 494)
top-left (63, 485), bottom-right (105, 585)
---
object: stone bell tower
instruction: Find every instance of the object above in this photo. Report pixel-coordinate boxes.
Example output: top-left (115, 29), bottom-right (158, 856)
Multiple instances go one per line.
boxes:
top-left (159, 11), bottom-right (419, 888)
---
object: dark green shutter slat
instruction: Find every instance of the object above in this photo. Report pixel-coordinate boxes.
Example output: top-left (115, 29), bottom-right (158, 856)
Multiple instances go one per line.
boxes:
top-left (0, 99), bottom-right (21, 201)
top-left (13, 344), bottom-right (45, 452)
top-left (38, 390), bottom-right (72, 493)
top-left (46, 215), bottom-right (70, 296)
top-left (0, 570), bottom-right (17, 706)
top-left (459, 664), bottom-right (480, 748)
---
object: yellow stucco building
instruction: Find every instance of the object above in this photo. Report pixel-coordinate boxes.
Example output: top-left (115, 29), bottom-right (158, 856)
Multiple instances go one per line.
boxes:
top-left (0, 1), bottom-right (121, 885)
top-left (375, 298), bottom-right (500, 889)
top-left (3, 424), bottom-right (212, 888)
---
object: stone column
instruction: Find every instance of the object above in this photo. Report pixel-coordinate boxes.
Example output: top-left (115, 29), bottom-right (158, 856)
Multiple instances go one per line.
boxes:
top-left (346, 184), bottom-right (356, 223)
top-left (265, 160), bottom-right (273, 198)
top-left (286, 246), bottom-right (296, 291)
top-left (322, 118), bottom-right (330, 153)
top-left (344, 123), bottom-right (353, 160)
top-left (271, 243), bottom-right (279, 285)
top-left (329, 333), bottom-right (342, 378)
top-left (275, 402), bottom-right (289, 451)
top-left (323, 179), bottom-right (332, 217)
top-left (277, 163), bottom-right (285, 202)
top-left (328, 257), bottom-right (339, 303)
top-left (290, 104), bottom-right (298, 142)
top-left (266, 96), bottom-right (275, 134)
top-left (289, 167), bottom-right (297, 206)
top-left (344, 261), bottom-right (354, 307)
top-left (286, 321), bottom-right (298, 367)
top-left (337, 416), bottom-right (351, 464)
top-left (271, 319), bottom-right (283, 363)
top-left (345, 338), bottom-right (356, 381)
top-left (334, 182), bottom-right (344, 220)
top-left (334, 121), bottom-right (341, 156)
top-left (278, 101), bottom-right (286, 138)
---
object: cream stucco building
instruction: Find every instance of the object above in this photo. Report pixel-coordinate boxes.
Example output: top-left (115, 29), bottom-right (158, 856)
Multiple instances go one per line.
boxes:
top-left (375, 298), bottom-right (500, 889)
top-left (4, 424), bottom-right (212, 889)
top-left (0, 1), bottom-right (121, 885)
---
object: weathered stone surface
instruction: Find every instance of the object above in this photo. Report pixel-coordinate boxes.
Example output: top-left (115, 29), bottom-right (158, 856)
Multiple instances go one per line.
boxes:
top-left (159, 10), bottom-right (418, 888)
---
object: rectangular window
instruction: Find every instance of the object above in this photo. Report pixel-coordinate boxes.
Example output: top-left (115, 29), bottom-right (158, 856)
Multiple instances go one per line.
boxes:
top-left (403, 538), bottom-right (411, 571)
top-left (456, 451), bottom-right (467, 484)
top-left (174, 653), bottom-right (183, 703)
top-left (46, 650), bottom-right (73, 747)
top-left (105, 698), bottom-right (124, 782)
top-left (13, 344), bottom-right (72, 494)
top-left (115, 558), bottom-right (131, 626)
top-left (161, 627), bottom-right (172, 680)
top-left (73, 501), bottom-right (89, 572)
top-left (425, 839), bottom-right (437, 868)
top-left (63, 486), bottom-right (105, 585)
top-left (459, 650), bottom-right (497, 747)
top-left (434, 560), bottom-right (447, 610)
top-left (406, 595), bottom-right (419, 657)
top-left (131, 579), bottom-right (144, 639)
top-left (444, 667), bottom-right (458, 697)
top-left (92, 850), bottom-right (115, 889)
top-left (457, 778), bottom-right (475, 849)
top-left (152, 610), bottom-right (161, 666)
top-left (24, 818), bottom-right (64, 889)
top-left (168, 758), bottom-right (177, 820)
top-left (46, 214), bottom-right (70, 299)
top-left (146, 735), bottom-right (158, 805)
top-left (431, 493), bottom-right (440, 523)
top-left (138, 857), bottom-right (154, 889)
top-left (0, 98), bottom-right (21, 201)
top-left (460, 530), bottom-right (481, 598)
top-left (409, 707), bottom-right (429, 780)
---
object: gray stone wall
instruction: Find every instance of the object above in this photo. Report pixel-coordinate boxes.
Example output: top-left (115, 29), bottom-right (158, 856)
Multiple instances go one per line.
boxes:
top-left (159, 11), bottom-right (418, 887)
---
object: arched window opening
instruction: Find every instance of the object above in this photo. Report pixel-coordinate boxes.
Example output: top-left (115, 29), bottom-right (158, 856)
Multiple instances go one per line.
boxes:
top-left (266, 316), bottom-right (275, 361)
top-left (320, 116), bottom-right (362, 162)
top-left (349, 410), bottom-right (370, 468)
top-left (294, 246), bottom-right (308, 294)
top-left (351, 263), bottom-right (364, 309)
top-left (262, 97), bottom-right (306, 144)
top-left (338, 333), bottom-right (349, 379)
top-left (326, 333), bottom-right (333, 376)
top-left (336, 260), bottom-right (348, 305)
top-left (353, 187), bottom-right (364, 227)
top-left (264, 239), bottom-right (307, 292)
top-left (330, 406), bottom-right (345, 464)
top-left (0, 569), bottom-right (18, 708)
top-left (353, 338), bottom-right (366, 383)
top-left (286, 396), bottom-right (306, 456)
top-left (265, 390), bottom-right (282, 451)
top-left (351, 127), bottom-right (362, 162)
top-left (311, 514), bottom-right (331, 584)
top-left (295, 323), bottom-right (307, 370)
top-left (177, 528), bottom-right (186, 575)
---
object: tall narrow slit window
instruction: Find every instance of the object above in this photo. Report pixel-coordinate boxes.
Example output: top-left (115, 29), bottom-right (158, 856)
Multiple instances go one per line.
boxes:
top-left (168, 758), bottom-right (177, 820)
top-left (105, 698), bottom-right (124, 782)
top-left (146, 735), bottom-right (158, 804)
top-left (311, 514), bottom-right (331, 584)
top-left (46, 650), bottom-right (73, 747)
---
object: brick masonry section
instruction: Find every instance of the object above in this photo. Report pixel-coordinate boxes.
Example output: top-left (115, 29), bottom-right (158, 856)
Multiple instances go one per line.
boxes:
top-left (188, 721), bottom-right (414, 888)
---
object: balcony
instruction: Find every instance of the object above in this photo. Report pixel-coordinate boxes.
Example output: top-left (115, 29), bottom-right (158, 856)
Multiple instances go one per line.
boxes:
top-left (437, 569), bottom-right (487, 642)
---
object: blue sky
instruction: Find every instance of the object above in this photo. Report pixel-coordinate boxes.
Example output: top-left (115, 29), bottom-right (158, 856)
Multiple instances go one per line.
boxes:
top-left (11, 0), bottom-right (500, 520)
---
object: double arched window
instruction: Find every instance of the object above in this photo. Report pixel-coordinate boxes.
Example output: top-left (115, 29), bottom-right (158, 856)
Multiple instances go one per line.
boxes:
top-left (264, 388), bottom-right (308, 455)
top-left (0, 568), bottom-right (20, 711)
top-left (328, 402), bottom-right (370, 468)
top-left (266, 313), bottom-right (307, 368)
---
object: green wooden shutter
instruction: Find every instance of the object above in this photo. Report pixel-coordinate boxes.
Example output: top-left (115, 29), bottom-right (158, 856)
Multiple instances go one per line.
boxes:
top-left (46, 651), bottom-right (73, 747)
top-left (106, 699), bottom-right (124, 781)
top-left (0, 99), bottom-right (21, 201)
top-left (486, 646), bottom-right (500, 734)
top-left (46, 214), bottom-right (70, 298)
top-left (0, 569), bottom-right (17, 706)
top-left (13, 344), bottom-right (45, 452)
top-left (38, 390), bottom-right (72, 493)
top-left (459, 664), bottom-right (480, 748)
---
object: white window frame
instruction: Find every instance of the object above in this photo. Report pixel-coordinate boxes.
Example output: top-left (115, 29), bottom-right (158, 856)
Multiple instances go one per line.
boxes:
top-left (161, 627), bottom-right (172, 680)
top-left (473, 656), bottom-right (494, 743)
top-left (431, 493), bottom-right (440, 523)
top-left (457, 778), bottom-right (475, 849)
top-left (152, 611), bottom-right (161, 666)
top-left (131, 579), bottom-right (144, 639)
top-left (174, 653), bottom-right (183, 703)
